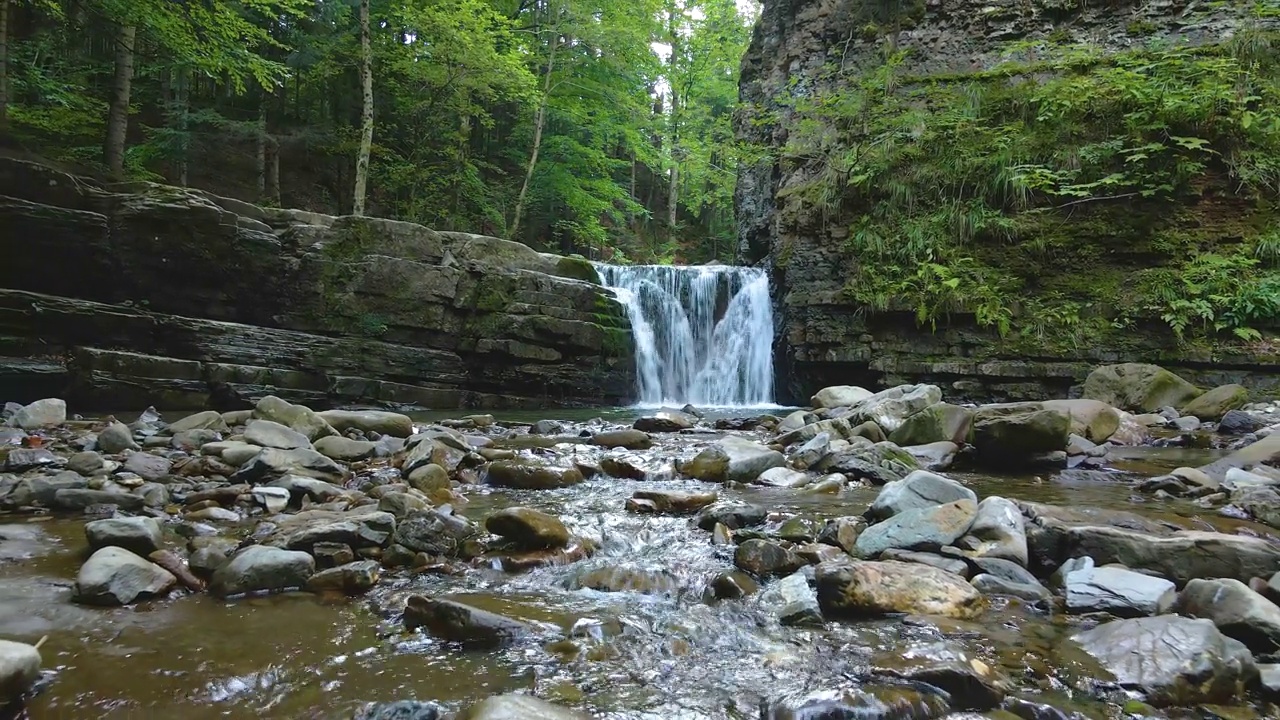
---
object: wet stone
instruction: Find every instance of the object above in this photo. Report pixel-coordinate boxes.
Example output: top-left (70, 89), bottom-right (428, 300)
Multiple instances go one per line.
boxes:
top-left (734, 539), bottom-right (805, 579)
top-left (403, 596), bottom-right (535, 648)
top-left (485, 507), bottom-right (570, 550)
top-left (54, 488), bottom-right (144, 512)
top-left (210, 545), bottom-right (316, 598)
top-left (761, 571), bottom-right (822, 626)
top-left (305, 559), bottom-right (380, 594)
top-left (762, 686), bottom-right (950, 720)
top-left (816, 560), bottom-right (985, 619)
top-left (74, 546), bottom-right (176, 606)
top-left (695, 501), bottom-right (767, 531)
top-left (313, 542), bottom-right (356, 569)
top-left (484, 461), bottom-right (583, 490)
top-left (455, 694), bottom-right (590, 720)
top-left (818, 517), bottom-right (866, 555)
top-left (626, 489), bottom-right (716, 514)
top-left (867, 470), bottom-right (975, 520)
top-left (855, 499), bottom-right (978, 558)
top-left (353, 700), bottom-right (445, 720)
top-left (5, 448), bottom-right (61, 472)
top-left (710, 569), bottom-right (759, 600)
top-left (970, 574), bottom-right (1052, 603)
top-left (1175, 577), bottom-right (1280, 655)
top-left (68, 451), bottom-right (105, 476)
top-left (589, 429), bottom-right (652, 450)
top-left (633, 411), bottom-right (695, 433)
top-left (0, 639), bottom-right (41, 702)
top-left (599, 455), bottom-right (648, 480)
top-left (85, 516), bottom-right (163, 557)
top-left (880, 548), bottom-right (969, 577)
top-left (1065, 563), bottom-right (1176, 618)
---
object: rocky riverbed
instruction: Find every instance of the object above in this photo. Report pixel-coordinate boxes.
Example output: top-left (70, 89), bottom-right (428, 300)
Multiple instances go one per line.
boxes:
top-left (3, 363), bottom-right (1280, 719)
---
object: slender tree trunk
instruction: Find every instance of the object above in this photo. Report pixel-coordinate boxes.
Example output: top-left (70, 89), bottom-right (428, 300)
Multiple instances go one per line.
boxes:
top-left (104, 24), bottom-right (136, 177)
top-left (0, 0), bottom-right (10, 130)
top-left (352, 0), bottom-right (374, 216)
top-left (665, 5), bottom-right (680, 231)
top-left (256, 91), bottom-right (267, 200)
top-left (667, 164), bottom-right (679, 230)
top-left (509, 33), bottom-right (558, 240)
top-left (176, 67), bottom-right (189, 185)
top-left (266, 138), bottom-right (280, 206)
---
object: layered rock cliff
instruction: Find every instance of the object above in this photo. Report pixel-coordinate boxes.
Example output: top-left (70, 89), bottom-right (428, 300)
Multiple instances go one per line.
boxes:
top-left (737, 0), bottom-right (1280, 403)
top-left (0, 159), bottom-right (634, 409)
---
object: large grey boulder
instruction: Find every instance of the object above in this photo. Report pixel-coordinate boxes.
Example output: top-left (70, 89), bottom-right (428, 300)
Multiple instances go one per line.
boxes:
top-left (484, 461), bottom-right (583, 490)
top-left (816, 559), bottom-right (985, 619)
top-left (959, 496), bottom-right (1027, 566)
top-left (1041, 524), bottom-right (1280, 587)
top-left (1070, 616), bottom-right (1257, 706)
top-left (210, 545), bottom-right (316, 597)
top-left (970, 403), bottom-right (1069, 466)
top-left (393, 508), bottom-right (480, 556)
top-left (123, 452), bottom-right (172, 481)
top-left (1182, 384), bottom-right (1249, 421)
top-left (888, 403), bottom-right (973, 446)
top-left (253, 395), bottom-right (337, 441)
top-left (0, 639), bottom-right (41, 702)
top-left (866, 470), bottom-right (975, 520)
top-left (849, 384), bottom-right (942, 432)
top-left (1041, 399), bottom-right (1122, 443)
top-left (74, 546), bottom-right (176, 605)
top-left (1175, 577), bottom-right (1280, 655)
top-left (244, 419), bottom-right (313, 450)
top-left (484, 507), bottom-right (570, 550)
top-left (11, 398), bottom-right (66, 430)
top-left (97, 421), bottom-right (139, 453)
top-left (682, 436), bottom-right (785, 483)
top-left (855, 499), bottom-right (977, 558)
top-left (403, 596), bottom-right (535, 648)
top-left (232, 447), bottom-right (345, 483)
top-left (454, 694), bottom-right (589, 720)
top-left (1082, 363), bottom-right (1202, 413)
top-left (85, 516), bottom-right (164, 557)
top-left (314, 435), bottom-right (377, 461)
top-left (318, 409), bottom-right (414, 437)
top-left (168, 410), bottom-right (230, 433)
top-left (760, 571), bottom-right (822, 626)
top-left (1063, 559), bottom-right (1176, 617)
top-left (811, 385), bottom-right (873, 410)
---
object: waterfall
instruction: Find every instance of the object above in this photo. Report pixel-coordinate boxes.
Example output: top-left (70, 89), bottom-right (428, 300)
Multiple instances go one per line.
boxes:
top-left (595, 264), bottom-right (776, 407)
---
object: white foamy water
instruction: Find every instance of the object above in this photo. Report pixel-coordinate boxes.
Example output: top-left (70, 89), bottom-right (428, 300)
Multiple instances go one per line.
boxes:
top-left (595, 264), bottom-right (776, 407)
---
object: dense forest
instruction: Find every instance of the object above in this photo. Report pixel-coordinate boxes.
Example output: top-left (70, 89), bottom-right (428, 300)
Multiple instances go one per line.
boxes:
top-left (0, 0), bottom-right (755, 263)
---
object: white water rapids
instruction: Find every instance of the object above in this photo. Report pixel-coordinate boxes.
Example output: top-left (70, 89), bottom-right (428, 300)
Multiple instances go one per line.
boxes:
top-left (595, 263), bottom-right (776, 407)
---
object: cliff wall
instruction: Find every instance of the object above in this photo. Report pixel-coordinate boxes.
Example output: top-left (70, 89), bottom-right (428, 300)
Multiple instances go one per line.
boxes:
top-left (737, 0), bottom-right (1280, 403)
top-left (0, 159), bottom-right (634, 409)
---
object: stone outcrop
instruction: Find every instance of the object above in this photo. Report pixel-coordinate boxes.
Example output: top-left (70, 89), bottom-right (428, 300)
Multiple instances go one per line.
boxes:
top-left (735, 0), bottom-right (1280, 403)
top-left (0, 158), bottom-right (633, 409)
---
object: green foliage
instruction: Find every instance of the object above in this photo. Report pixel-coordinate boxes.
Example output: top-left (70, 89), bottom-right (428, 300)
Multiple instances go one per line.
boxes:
top-left (788, 14), bottom-right (1280, 343)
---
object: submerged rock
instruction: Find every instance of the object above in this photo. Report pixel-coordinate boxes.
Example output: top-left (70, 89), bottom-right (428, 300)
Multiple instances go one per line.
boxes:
top-left (695, 501), bottom-right (767, 531)
top-left (816, 560), bottom-right (985, 619)
top-left (626, 489), bottom-right (716, 515)
top-left (353, 700), bottom-right (445, 720)
top-left (1070, 615), bottom-right (1257, 706)
top-left (74, 546), bottom-right (176, 605)
top-left (760, 571), bottom-right (822, 626)
top-left (403, 596), bottom-right (535, 648)
top-left (455, 694), bottom-right (590, 720)
top-left (763, 686), bottom-right (950, 720)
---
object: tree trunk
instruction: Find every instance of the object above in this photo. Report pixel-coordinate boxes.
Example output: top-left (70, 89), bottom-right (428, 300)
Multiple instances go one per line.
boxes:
top-left (256, 92), bottom-right (267, 200)
top-left (104, 24), bottom-right (136, 177)
top-left (176, 67), bottom-right (189, 185)
top-left (0, 0), bottom-right (10, 130)
top-left (266, 138), bottom-right (280, 206)
top-left (509, 33), bottom-right (558, 240)
top-left (667, 164), bottom-right (679, 230)
top-left (352, 0), bottom-right (374, 216)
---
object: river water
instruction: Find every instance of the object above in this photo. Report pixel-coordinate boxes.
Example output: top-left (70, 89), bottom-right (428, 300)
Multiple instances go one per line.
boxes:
top-left (2, 412), bottom-right (1269, 719)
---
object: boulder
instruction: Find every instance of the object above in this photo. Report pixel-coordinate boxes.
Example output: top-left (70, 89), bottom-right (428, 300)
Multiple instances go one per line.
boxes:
top-left (777, 410), bottom-right (816, 433)
top-left (1201, 432), bottom-right (1280, 483)
top-left (850, 384), bottom-right (943, 432)
top-left (682, 436), bottom-right (785, 483)
top-left (735, 539), bottom-right (805, 578)
top-left (1174, 577), bottom-right (1280, 655)
top-left (1063, 560), bottom-right (1176, 617)
top-left (74, 546), bottom-right (176, 605)
top-left (1082, 363), bottom-right (1201, 413)
top-left (811, 385), bottom-right (873, 409)
top-left (1049, 525), bottom-right (1280, 586)
top-left (788, 431), bottom-right (831, 470)
top-left (279, 511), bottom-right (396, 551)
top-left (123, 452), bottom-right (172, 482)
top-left (402, 434), bottom-right (470, 475)
top-left (97, 421), bottom-right (139, 453)
top-left (403, 597), bottom-right (535, 648)
top-left (589, 429), bottom-right (652, 450)
top-left (0, 639), bottom-right (40, 702)
top-left (485, 507), bottom-right (570, 550)
top-left (855, 499), bottom-right (978, 558)
top-left (68, 451), bottom-right (104, 476)
top-left (318, 409), bottom-right (414, 437)
top-left (1070, 616), bottom-right (1257, 706)
top-left (243, 419), bottom-right (312, 450)
top-left (11, 398), bottom-right (66, 430)
top-left (84, 516), bottom-right (164, 557)
top-left (392, 508), bottom-right (480, 556)
top-left (1219, 410), bottom-right (1266, 435)
top-left (969, 403), bottom-right (1069, 465)
top-left (754, 466), bottom-right (811, 488)
top-left (633, 411), bottom-right (695, 433)
top-left (354, 701), bottom-right (444, 720)
top-left (1182, 384), bottom-right (1249, 421)
top-left (304, 560), bottom-right (380, 595)
top-left (484, 461), bottom-right (583, 490)
top-left (378, 491), bottom-right (427, 517)
top-left (406, 463), bottom-right (450, 492)
top-left (454, 694), bottom-right (589, 720)
top-left (903, 441), bottom-right (958, 471)
top-left (1041, 399), bottom-right (1122, 443)
top-left (53, 488), bottom-right (144, 512)
top-left (887, 403), bottom-right (973, 446)
top-left (695, 502), bottom-right (767, 531)
top-left (5, 448), bottom-right (61, 472)
top-left (626, 489), bottom-right (716, 515)
top-left (209, 545), bottom-right (316, 597)
top-left (232, 447), bottom-right (345, 483)
top-left (168, 410), bottom-right (230, 433)
top-left (958, 496), bottom-right (1027, 566)
top-left (866, 470), bottom-right (975, 520)
top-left (816, 560), bottom-right (985, 619)
top-left (760, 571), bottom-right (822, 626)
top-left (314, 435), bottom-right (377, 461)
top-left (970, 574), bottom-right (1052, 603)
top-left (252, 395), bottom-right (336, 441)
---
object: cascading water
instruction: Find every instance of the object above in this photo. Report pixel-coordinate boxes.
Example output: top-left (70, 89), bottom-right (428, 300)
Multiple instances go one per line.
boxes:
top-left (595, 264), bottom-right (775, 407)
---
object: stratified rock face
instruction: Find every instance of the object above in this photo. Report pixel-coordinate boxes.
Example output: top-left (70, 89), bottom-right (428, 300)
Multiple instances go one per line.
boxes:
top-left (735, 0), bottom-right (1280, 404)
top-left (0, 158), bottom-right (633, 409)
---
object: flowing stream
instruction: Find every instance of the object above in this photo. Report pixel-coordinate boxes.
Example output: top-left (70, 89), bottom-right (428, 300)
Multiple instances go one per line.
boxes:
top-left (595, 264), bottom-right (775, 408)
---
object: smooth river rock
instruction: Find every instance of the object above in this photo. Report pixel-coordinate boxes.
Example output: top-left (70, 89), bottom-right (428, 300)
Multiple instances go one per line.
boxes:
top-left (484, 461), bottom-right (583, 490)
top-left (74, 546), bottom-right (176, 605)
top-left (0, 639), bottom-right (41, 701)
top-left (210, 545), bottom-right (316, 597)
top-left (816, 560), bottom-right (985, 619)
top-left (1174, 577), bottom-right (1280, 655)
top-left (866, 470), bottom-right (975, 520)
top-left (84, 516), bottom-right (164, 557)
top-left (958, 496), bottom-right (1028, 566)
top-left (1063, 560), bottom-right (1176, 617)
top-left (682, 436), bottom-right (785, 483)
top-left (1070, 615), bottom-right (1257, 706)
top-left (455, 694), bottom-right (590, 720)
top-left (244, 419), bottom-right (313, 450)
top-left (97, 421), bottom-right (139, 453)
top-left (318, 409), bottom-right (414, 437)
top-left (485, 507), bottom-right (570, 550)
top-left (403, 596), bottom-right (535, 648)
top-left (855, 499), bottom-right (977, 558)
top-left (233, 447), bottom-right (345, 483)
top-left (11, 398), bottom-right (65, 430)
top-left (253, 395), bottom-right (336, 440)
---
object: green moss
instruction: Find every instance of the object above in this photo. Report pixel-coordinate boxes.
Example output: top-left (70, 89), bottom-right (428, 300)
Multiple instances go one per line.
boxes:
top-left (556, 255), bottom-right (601, 284)
top-left (599, 325), bottom-right (632, 358)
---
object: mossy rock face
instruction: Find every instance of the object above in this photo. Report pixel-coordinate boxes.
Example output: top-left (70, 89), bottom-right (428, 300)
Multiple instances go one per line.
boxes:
top-left (1083, 363), bottom-right (1202, 413)
top-left (888, 402), bottom-right (973, 446)
top-left (1181, 384), bottom-right (1249, 421)
top-left (554, 256), bottom-right (601, 285)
